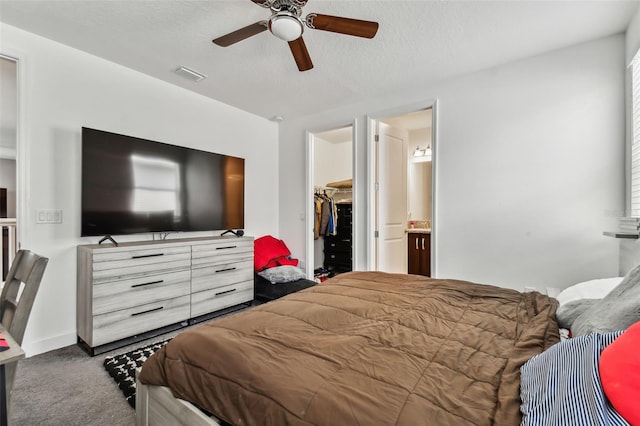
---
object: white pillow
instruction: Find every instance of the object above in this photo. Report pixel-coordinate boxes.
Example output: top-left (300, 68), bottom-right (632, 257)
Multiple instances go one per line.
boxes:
top-left (556, 277), bottom-right (623, 306)
top-left (257, 265), bottom-right (307, 284)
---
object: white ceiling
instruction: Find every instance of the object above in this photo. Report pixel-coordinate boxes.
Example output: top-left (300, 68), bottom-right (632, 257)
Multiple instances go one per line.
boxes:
top-left (382, 108), bottom-right (432, 131)
top-left (0, 0), bottom-right (638, 121)
top-left (315, 125), bottom-right (353, 144)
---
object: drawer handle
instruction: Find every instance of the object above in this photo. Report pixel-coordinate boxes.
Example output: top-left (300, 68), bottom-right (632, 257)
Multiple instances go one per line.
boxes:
top-left (131, 253), bottom-right (164, 259)
top-left (216, 246), bottom-right (237, 250)
top-left (215, 288), bottom-right (236, 296)
top-left (215, 267), bottom-right (237, 273)
top-left (131, 279), bottom-right (164, 288)
top-left (131, 306), bottom-right (163, 317)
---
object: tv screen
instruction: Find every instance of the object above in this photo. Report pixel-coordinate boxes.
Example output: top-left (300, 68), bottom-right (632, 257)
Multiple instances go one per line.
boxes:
top-left (81, 127), bottom-right (244, 237)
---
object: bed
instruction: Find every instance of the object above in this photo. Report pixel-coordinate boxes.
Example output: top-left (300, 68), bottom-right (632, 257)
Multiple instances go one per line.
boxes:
top-left (136, 271), bottom-right (561, 425)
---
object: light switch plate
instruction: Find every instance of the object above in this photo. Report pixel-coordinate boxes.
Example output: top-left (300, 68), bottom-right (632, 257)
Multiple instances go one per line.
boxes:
top-left (36, 209), bottom-right (63, 224)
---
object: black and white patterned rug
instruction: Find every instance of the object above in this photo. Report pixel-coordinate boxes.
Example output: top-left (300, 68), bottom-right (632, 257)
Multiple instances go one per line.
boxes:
top-left (103, 339), bottom-right (171, 408)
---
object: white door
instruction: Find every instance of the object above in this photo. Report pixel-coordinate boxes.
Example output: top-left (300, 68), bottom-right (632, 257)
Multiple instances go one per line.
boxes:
top-left (375, 122), bottom-right (408, 273)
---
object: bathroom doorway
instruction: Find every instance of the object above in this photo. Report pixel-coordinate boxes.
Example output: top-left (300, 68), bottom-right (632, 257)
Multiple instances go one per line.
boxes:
top-left (369, 107), bottom-right (435, 276)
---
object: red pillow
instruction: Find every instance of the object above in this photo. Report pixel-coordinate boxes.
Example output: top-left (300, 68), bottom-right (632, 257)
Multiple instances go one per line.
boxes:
top-left (254, 236), bottom-right (291, 271)
top-left (263, 256), bottom-right (299, 270)
top-left (599, 321), bottom-right (640, 425)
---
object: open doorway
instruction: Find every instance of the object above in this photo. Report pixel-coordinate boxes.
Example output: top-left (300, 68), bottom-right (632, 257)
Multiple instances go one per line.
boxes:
top-left (306, 124), bottom-right (355, 282)
top-left (369, 107), bottom-right (435, 276)
top-left (0, 55), bottom-right (19, 280)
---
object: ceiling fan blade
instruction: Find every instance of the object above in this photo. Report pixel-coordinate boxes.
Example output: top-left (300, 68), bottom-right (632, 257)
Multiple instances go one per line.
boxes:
top-left (307, 14), bottom-right (379, 38)
top-left (288, 37), bottom-right (313, 72)
top-left (212, 21), bottom-right (267, 47)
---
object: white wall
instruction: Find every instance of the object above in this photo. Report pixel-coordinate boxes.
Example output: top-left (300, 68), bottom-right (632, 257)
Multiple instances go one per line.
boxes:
top-left (407, 127), bottom-right (432, 222)
top-left (280, 34), bottom-right (624, 292)
top-left (626, 5), bottom-right (640, 63)
top-left (408, 160), bottom-right (431, 222)
top-left (1, 23), bottom-right (280, 356)
top-left (313, 138), bottom-right (352, 188)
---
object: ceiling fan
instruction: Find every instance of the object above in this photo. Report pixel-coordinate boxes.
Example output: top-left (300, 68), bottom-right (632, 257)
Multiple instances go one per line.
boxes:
top-left (212, 0), bottom-right (379, 72)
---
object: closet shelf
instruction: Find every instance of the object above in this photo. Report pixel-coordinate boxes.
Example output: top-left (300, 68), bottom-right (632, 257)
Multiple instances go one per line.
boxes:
top-left (602, 231), bottom-right (639, 239)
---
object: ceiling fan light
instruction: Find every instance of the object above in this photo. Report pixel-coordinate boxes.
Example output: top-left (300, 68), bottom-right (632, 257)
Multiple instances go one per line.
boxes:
top-left (269, 13), bottom-right (304, 41)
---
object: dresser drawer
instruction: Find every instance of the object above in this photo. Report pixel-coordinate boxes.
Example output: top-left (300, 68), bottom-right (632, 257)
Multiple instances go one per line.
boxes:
top-left (337, 223), bottom-right (352, 234)
top-left (91, 295), bottom-right (190, 347)
top-left (191, 260), bottom-right (253, 293)
top-left (324, 237), bottom-right (352, 253)
top-left (92, 246), bottom-right (191, 283)
top-left (92, 270), bottom-right (191, 315)
top-left (77, 236), bottom-right (255, 354)
top-left (192, 239), bottom-right (253, 268)
top-left (191, 280), bottom-right (253, 318)
top-left (324, 252), bottom-right (352, 269)
top-left (336, 204), bottom-right (352, 216)
top-left (93, 245), bottom-right (190, 263)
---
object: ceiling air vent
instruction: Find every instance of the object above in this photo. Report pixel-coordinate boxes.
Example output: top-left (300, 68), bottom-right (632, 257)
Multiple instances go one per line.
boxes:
top-left (174, 66), bottom-right (207, 82)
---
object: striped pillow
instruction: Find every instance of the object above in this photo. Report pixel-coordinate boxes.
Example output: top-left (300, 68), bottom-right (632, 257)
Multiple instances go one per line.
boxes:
top-left (520, 331), bottom-right (628, 426)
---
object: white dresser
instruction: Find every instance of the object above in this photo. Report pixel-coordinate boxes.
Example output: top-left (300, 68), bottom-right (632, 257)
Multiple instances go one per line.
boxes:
top-left (77, 236), bottom-right (254, 355)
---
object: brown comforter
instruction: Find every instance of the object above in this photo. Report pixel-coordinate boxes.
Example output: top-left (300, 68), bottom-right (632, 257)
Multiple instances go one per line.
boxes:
top-left (139, 271), bottom-right (559, 426)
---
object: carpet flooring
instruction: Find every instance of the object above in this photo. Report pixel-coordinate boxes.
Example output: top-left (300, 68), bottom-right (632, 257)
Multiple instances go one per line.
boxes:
top-left (12, 341), bottom-right (141, 426)
top-left (11, 303), bottom-right (255, 425)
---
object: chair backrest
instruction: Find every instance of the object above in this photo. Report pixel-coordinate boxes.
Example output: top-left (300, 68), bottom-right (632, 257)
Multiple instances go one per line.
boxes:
top-left (0, 249), bottom-right (48, 346)
top-left (1, 249), bottom-right (47, 412)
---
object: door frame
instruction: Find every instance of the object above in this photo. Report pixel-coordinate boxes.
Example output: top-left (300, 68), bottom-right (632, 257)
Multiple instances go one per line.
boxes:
top-left (366, 100), bottom-right (439, 276)
top-left (0, 50), bottom-right (28, 251)
top-left (305, 120), bottom-right (358, 279)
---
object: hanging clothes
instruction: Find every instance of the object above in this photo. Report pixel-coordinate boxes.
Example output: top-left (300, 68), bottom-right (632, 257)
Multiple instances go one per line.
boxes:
top-left (314, 196), bottom-right (322, 240)
top-left (326, 196), bottom-right (337, 236)
top-left (319, 193), bottom-right (331, 236)
top-left (314, 189), bottom-right (338, 238)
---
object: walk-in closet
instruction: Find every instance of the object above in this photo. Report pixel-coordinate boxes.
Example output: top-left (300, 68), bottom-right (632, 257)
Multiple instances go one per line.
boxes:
top-left (311, 126), bottom-right (353, 282)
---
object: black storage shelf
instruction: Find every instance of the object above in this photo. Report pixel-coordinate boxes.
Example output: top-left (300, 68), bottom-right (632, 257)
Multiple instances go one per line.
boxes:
top-left (324, 203), bottom-right (352, 272)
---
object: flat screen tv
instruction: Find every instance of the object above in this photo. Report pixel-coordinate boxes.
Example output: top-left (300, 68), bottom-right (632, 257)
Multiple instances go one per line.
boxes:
top-left (81, 127), bottom-right (244, 237)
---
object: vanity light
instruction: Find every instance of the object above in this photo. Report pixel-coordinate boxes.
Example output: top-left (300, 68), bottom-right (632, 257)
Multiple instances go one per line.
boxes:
top-left (413, 144), bottom-right (432, 162)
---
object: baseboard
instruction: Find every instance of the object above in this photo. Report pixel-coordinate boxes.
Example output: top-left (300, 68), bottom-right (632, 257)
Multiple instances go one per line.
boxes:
top-left (22, 331), bottom-right (77, 357)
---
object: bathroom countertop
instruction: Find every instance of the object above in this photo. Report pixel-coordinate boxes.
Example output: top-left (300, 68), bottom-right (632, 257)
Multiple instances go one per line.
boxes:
top-left (406, 228), bottom-right (431, 234)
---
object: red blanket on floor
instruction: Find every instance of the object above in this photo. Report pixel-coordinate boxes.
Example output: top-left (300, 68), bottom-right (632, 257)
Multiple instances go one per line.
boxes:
top-left (254, 235), bottom-right (298, 271)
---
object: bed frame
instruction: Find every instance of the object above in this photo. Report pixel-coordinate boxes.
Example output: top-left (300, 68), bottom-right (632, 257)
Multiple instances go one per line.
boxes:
top-left (136, 370), bottom-right (220, 426)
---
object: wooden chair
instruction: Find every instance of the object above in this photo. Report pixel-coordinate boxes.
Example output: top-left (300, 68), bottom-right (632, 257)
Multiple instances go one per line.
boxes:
top-left (0, 250), bottom-right (48, 399)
